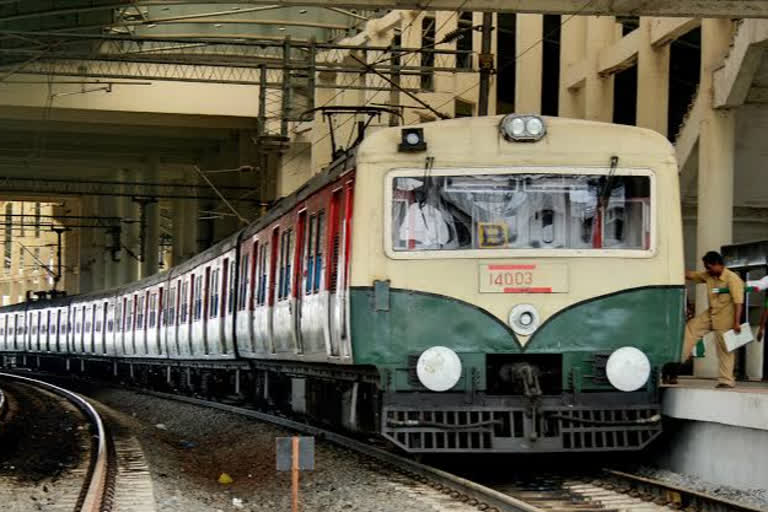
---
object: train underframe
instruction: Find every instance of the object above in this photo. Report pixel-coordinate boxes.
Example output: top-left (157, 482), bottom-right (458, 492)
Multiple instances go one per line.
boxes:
top-left (0, 353), bottom-right (662, 453)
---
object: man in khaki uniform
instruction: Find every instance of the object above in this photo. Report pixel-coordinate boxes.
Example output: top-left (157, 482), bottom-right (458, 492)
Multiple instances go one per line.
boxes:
top-left (683, 251), bottom-right (744, 388)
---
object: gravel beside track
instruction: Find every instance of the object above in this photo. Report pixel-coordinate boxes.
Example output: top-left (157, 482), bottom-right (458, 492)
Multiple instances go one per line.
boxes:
top-left (0, 381), bottom-right (90, 512)
top-left (80, 387), bottom-right (486, 512)
top-left (633, 467), bottom-right (768, 510)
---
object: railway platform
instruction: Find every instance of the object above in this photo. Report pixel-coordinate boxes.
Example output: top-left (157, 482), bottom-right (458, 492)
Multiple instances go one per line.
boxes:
top-left (657, 377), bottom-right (768, 492)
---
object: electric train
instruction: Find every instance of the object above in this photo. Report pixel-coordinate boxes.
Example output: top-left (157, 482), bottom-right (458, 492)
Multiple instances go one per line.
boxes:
top-left (0, 114), bottom-right (685, 453)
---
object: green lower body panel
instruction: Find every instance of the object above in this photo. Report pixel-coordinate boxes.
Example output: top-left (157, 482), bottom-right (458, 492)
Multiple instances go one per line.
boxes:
top-left (349, 285), bottom-right (685, 392)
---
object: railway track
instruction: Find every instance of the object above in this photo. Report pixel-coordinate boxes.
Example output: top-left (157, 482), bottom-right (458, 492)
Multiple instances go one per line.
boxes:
top-left (2, 371), bottom-right (765, 512)
top-left (0, 372), bottom-right (113, 512)
top-left (135, 389), bottom-right (765, 512)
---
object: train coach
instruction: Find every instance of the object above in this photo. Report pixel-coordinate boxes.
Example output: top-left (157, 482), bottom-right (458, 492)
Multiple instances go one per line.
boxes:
top-left (0, 114), bottom-right (685, 453)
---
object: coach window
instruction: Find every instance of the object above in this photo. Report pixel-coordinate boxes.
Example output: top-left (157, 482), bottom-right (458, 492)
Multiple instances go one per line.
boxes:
top-left (137, 294), bottom-right (145, 330)
top-left (210, 267), bottom-right (220, 318)
top-left (194, 274), bottom-right (203, 321)
top-left (227, 258), bottom-right (236, 314)
top-left (257, 241), bottom-right (269, 306)
top-left (107, 304), bottom-right (114, 333)
top-left (239, 248), bottom-right (251, 311)
top-left (278, 229), bottom-right (293, 300)
top-left (117, 299), bottom-right (124, 332)
top-left (181, 279), bottom-right (189, 323)
top-left (312, 213), bottom-right (325, 293)
top-left (149, 292), bottom-right (157, 328)
top-left (168, 285), bottom-right (176, 327)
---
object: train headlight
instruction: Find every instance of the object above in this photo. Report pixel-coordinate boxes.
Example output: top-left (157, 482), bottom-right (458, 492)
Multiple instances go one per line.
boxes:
top-left (499, 114), bottom-right (546, 142)
top-left (606, 347), bottom-right (651, 392)
top-left (416, 346), bottom-right (462, 392)
top-left (508, 304), bottom-right (540, 336)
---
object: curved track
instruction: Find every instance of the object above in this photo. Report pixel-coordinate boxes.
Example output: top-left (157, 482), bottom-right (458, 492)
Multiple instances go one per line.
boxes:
top-left (0, 372), bottom-right (112, 512)
top-left (1, 371), bottom-right (764, 512)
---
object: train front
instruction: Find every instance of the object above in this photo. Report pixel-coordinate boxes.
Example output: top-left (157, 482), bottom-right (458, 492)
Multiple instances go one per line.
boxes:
top-left (348, 115), bottom-right (685, 453)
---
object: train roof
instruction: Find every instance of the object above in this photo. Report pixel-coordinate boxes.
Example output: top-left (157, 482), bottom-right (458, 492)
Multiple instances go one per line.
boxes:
top-left (241, 149), bottom-right (356, 239)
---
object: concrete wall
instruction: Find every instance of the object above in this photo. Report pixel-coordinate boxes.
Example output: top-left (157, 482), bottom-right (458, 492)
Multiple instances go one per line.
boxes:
top-left (655, 419), bottom-right (768, 490)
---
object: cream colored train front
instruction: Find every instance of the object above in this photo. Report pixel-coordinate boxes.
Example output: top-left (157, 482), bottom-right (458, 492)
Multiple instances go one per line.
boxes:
top-left (346, 115), bottom-right (684, 452)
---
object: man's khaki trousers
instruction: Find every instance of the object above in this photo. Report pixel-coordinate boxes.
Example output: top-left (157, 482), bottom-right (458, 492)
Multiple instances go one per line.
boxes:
top-left (683, 312), bottom-right (735, 386)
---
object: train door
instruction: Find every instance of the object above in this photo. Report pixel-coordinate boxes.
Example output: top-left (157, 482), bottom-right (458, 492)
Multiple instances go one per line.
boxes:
top-left (328, 183), bottom-right (353, 357)
top-left (155, 286), bottom-right (163, 356)
top-left (235, 244), bottom-right (254, 355)
top-left (272, 227), bottom-right (295, 353)
top-left (203, 268), bottom-right (211, 354)
top-left (207, 263), bottom-right (222, 355)
top-left (300, 212), bottom-right (327, 354)
top-left (117, 297), bottom-right (126, 356)
top-left (137, 292), bottom-right (148, 355)
top-left (179, 278), bottom-right (191, 357)
top-left (293, 211), bottom-right (307, 353)
top-left (127, 295), bottom-right (136, 355)
top-left (191, 271), bottom-right (206, 356)
top-left (252, 238), bottom-right (272, 354)
top-left (266, 229), bottom-right (279, 353)
top-left (224, 257), bottom-right (236, 354)
top-left (44, 310), bottom-right (51, 352)
top-left (54, 309), bottom-right (61, 353)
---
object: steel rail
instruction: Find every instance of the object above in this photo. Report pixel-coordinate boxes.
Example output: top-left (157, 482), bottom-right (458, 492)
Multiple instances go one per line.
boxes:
top-left (0, 372), bottom-right (110, 512)
top-left (602, 469), bottom-right (768, 512)
top-left (140, 389), bottom-right (542, 512)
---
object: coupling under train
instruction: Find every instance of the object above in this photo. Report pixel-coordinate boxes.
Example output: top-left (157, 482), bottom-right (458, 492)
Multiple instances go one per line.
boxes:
top-left (0, 114), bottom-right (685, 453)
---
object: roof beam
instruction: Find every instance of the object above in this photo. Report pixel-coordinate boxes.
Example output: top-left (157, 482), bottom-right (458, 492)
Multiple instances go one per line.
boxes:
top-left (598, 27), bottom-right (640, 76)
top-left (650, 17), bottom-right (701, 47)
top-left (4, 1), bottom-right (768, 20)
top-left (713, 19), bottom-right (768, 108)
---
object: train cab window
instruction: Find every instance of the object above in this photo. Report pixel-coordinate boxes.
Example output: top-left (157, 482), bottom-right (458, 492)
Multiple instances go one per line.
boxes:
top-left (390, 174), bottom-right (652, 252)
top-left (210, 268), bottom-right (220, 318)
top-left (194, 275), bottom-right (203, 321)
top-left (149, 292), bottom-right (157, 328)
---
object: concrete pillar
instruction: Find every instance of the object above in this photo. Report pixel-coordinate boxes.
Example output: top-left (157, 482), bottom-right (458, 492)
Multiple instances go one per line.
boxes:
top-left (78, 197), bottom-right (100, 294)
top-left (117, 172), bottom-right (140, 286)
top-left (558, 15), bottom-right (587, 118)
top-left (515, 14), bottom-right (543, 114)
top-left (584, 16), bottom-right (616, 122)
top-left (695, 19), bottom-right (735, 378)
top-left (100, 196), bottom-right (119, 289)
top-left (171, 198), bottom-right (185, 267)
top-left (636, 17), bottom-right (670, 136)
top-left (140, 199), bottom-right (160, 279)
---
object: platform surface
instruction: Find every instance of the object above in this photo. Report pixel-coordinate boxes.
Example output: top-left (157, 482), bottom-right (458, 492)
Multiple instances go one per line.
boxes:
top-left (661, 377), bottom-right (768, 431)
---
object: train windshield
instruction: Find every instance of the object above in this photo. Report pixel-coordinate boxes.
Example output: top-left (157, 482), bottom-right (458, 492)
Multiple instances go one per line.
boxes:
top-left (391, 173), bottom-right (651, 252)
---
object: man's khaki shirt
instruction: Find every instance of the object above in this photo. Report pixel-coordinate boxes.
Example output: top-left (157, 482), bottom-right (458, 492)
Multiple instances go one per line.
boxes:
top-left (690, 267), bottom-right (745, 330)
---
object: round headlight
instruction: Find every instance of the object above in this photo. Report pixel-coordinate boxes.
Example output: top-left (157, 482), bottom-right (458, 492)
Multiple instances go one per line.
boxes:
top-left (606, 347), bottom-right (651, 392)
top-left (510, 117), bottom-right (526, 136)
top-left (508, 304), bottom-right (540, 336)
top-left (416, 346), bottom-right (462, 392)
top-left (526, 117), bottom-right (543, 136)
top-left (405, 132), bottom-right (421, 145)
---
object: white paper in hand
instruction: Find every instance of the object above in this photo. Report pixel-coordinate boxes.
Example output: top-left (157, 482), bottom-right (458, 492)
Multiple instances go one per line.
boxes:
top-left (723, 323), bottom-right (753, 352)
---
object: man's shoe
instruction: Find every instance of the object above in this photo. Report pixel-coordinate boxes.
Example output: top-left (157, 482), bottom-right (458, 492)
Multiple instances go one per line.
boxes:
top-left (715, 383), bottom-right (735, 389)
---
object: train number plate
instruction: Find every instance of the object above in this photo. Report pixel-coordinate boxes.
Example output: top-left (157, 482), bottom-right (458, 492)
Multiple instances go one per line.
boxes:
top-left (479, 263), bottom-right (568, 293)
